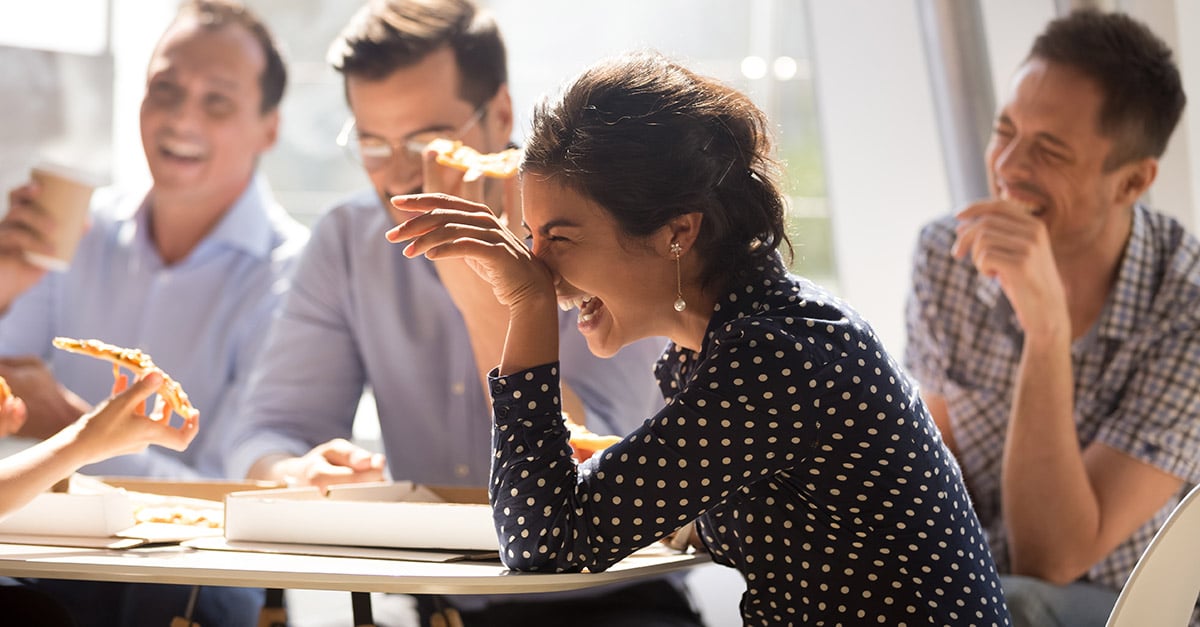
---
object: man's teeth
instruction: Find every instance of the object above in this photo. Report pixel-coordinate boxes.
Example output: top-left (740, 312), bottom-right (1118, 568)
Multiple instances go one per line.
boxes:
top-left (162, 139), bottom-right (204, 159)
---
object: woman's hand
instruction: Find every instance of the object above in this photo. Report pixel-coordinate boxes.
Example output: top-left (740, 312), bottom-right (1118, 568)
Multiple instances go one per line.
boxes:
top-left (385, 193), bottom-right (555, 310)
top-left (0, 394), bottom-right (26, 438)
top-left (67, 370), bottom-right (198, 464)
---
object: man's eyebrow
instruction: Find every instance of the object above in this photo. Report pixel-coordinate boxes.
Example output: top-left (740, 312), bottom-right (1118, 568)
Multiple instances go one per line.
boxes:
top-left (1035, 131), bottom-right (1072, 153)
top-left (995, 113), bottom-right (1072, 153)
top-left (207, 76), bottom-right (240, 91)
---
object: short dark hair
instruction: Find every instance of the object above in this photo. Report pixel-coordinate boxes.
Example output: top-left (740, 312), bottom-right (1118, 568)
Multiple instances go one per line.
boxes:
top-left (173, 0), bottom-right (287, 114)
top-left (1028, 9), bottom-right (1186, 169)
top-left (328, 0), bottom-right (507, 109)
top-left (524, 52), bottom-right (791, 291)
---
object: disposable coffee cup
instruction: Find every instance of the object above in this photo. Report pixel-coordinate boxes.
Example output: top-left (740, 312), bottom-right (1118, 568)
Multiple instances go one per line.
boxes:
top-left (26, 162), bottom-right (98, 272)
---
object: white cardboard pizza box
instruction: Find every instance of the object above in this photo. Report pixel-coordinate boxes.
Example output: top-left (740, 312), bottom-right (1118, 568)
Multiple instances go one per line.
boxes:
top-left (0, 475), bottom-right (277, 545)
top-left (0, 490), bottom-right (134, 537)
top-left (223, 481), bottom-right (499, 552)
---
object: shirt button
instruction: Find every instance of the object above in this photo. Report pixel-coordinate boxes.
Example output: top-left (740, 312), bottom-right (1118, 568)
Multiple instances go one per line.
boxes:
top-left (455, 464), bottom-right (470, 478)
top-left (451, 382), bottom-right (466, 395)
top-left (491, 383), bottom-right (504, 394)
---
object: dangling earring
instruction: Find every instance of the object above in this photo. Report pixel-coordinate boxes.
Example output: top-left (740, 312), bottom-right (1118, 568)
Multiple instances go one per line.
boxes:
top-left (671, 242), bottom-right (687, 312)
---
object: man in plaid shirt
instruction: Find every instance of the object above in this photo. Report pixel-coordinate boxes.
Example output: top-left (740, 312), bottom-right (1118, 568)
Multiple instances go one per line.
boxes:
top-left (906, 9), bottom-right (1199, 627)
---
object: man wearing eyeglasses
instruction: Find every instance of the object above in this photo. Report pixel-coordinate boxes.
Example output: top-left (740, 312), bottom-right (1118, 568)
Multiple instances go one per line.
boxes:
top-left (226, 1), bottom-right (697, 625)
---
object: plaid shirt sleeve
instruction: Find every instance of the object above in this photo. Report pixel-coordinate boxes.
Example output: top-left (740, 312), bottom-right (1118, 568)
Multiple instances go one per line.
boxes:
top-left (905, 220), bottom-right (956, 397)
top-left (1092, 323), bottom-right (1200, 484)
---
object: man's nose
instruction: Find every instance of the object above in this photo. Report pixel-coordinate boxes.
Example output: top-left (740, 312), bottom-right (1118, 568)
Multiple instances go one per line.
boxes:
top-left (994, 138), bottom-right (1033, 181)
top-left (383, 154), bottom-right (422, 192)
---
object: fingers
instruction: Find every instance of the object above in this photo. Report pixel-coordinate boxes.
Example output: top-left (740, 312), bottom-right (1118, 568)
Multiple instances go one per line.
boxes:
top-left (152, 411), bottom-right (199, 451)
top-left (389, 193), bottom-right (492, 216)
top-left (952, 199), bottom-right (1042, 262)
top-left (319, 438), bottom-right (386, 472)
top-left (284, 439), bottom-right (387, 491)
top-left (385, 204), bottom-right (507, 250)
top-left (111, 372), bottom-right (129, 396)
top-left (1, 184), bottom-right (58, 254)
top-left (115, 370), bottom-right (164, 410)
top-left (0, 396), bottom-right (28, 437)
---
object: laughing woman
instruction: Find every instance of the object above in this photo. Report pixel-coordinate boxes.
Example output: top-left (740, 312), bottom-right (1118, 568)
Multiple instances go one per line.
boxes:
top-left (388, 52), bottom-right (1011, 626)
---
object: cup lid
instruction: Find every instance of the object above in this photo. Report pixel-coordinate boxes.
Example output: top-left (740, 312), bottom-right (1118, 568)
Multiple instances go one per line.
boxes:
top-left (32, 161), bottom-right (105, 188)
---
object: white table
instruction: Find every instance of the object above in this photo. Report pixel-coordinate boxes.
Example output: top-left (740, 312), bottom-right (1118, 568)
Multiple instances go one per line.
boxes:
top-left (0, 540), bottom-right (707, 625)
top-left (0, 541), bottom-right (705, 595)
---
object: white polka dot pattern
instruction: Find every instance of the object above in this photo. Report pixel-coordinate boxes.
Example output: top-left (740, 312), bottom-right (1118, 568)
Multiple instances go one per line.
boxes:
top-left (489, 256), bottom-right (1011, 626)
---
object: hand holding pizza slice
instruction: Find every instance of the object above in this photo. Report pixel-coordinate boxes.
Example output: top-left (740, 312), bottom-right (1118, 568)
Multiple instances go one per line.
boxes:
top-left (51, 337), bottom-right (199, 429)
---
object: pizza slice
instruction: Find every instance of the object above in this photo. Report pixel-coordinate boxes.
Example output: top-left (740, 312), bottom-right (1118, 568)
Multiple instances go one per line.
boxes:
top-left (566, 421), bottom-right (623, 462)
top-left (51, 337), bottom-right (199, 428)
top-left (427, 138), bottom-right (521, 179)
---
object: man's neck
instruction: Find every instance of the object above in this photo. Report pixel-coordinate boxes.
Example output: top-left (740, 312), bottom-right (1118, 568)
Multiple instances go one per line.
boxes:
top-left (1055, 212), bottom-right (1134, 340)
top-left (148, 184), bottom-right (244, 265)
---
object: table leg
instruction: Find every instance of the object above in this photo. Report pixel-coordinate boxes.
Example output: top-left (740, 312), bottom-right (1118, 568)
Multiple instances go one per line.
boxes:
top-left (352, 590), bottom-right (376, 627)
top-left (257, 588), bottom-right (287, 627)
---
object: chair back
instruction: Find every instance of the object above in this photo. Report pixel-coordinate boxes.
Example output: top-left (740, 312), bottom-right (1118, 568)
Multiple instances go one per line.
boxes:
top-left (1106, 482), bottom-right (1200, 626)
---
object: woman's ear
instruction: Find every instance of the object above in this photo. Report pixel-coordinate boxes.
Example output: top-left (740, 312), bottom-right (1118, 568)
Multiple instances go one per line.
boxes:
top-left (662, 212), bottom-right (704, 257)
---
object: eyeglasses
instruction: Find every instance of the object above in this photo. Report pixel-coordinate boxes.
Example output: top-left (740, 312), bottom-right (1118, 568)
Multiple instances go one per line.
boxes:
top-left (336, 106), bottom-right (487, 173)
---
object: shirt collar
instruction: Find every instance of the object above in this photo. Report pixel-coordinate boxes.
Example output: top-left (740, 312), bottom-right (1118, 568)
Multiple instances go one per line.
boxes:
top-left (1096, 205), bottom-right (1151, 340)
top-left (704, 253), bottom-right (791, 343)
top-left (130, 172), bottom-right (279, 261)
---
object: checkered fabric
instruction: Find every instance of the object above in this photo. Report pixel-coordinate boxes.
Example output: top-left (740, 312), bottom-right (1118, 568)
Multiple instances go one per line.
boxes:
top-left (905, 206), bottom-right (1200, 622)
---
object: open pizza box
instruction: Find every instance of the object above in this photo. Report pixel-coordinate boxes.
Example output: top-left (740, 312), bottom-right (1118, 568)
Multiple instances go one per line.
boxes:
top-left (221, 481), bottom-right (499, 557)
top-left (0, 474), bottom-right (278, 549)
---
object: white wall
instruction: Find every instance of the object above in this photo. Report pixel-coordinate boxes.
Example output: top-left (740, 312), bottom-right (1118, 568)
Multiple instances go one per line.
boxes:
top-left (806, 0), bottom-right (950, 356)
top-left (1123, 0), bottom-right (1200, 229)
top-left (109, 0), bottom-right (174, 191)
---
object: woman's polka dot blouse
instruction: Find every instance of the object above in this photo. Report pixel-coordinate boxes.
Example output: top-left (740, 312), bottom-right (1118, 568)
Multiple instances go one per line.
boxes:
top-left (488, 256), bottom-right (1011, 626)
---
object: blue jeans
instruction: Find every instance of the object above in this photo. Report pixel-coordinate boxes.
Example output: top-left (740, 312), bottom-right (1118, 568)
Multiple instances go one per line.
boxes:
top-left (24, 579), bottom-right (264, 627)
top-left (1002, 574), bottom-right (1120, 627)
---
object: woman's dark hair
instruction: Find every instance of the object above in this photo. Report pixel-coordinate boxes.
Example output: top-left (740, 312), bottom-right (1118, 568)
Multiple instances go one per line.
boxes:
top-left (328, 0), bottom-right (506, 110)
top-left (523, 52), bottom-right (790, 290)
top-left (1029, 9), bottom-right (1185, 169)
top-left (175, 0), bottom-right (287, 114)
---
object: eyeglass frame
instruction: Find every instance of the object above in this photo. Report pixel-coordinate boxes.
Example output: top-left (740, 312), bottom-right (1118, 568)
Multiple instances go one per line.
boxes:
top-left (335, 105), bottom-right (488, 172)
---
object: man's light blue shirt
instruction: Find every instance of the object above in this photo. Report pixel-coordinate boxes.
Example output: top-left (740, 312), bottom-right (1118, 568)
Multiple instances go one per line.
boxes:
top-left (226, 189), bottom-right (667, 486)
top-left (0, 174), bottom-right (309, 478)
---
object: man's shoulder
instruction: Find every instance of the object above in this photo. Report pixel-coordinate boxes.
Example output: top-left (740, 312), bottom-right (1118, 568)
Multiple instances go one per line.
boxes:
top-left (264, 203), bottom-right (310, 263)
top-left (916, 214), bottom-right (958, 250)
top-left (307, 189), bottom-right (388, 240)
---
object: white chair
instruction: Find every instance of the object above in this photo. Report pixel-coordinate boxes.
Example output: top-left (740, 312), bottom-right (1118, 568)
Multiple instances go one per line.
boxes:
top-left (1106, 482), bottom-right (1200, 626)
